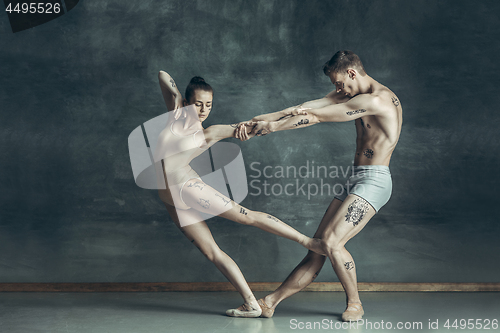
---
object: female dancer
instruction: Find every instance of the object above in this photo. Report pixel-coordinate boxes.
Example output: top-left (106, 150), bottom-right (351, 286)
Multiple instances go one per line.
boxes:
top-left (155, 71), bottom-right (323, 317)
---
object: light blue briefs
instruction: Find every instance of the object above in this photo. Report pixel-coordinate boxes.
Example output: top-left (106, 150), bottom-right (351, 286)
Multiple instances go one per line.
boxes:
top-left (334, 165), bottom-right (392, 212)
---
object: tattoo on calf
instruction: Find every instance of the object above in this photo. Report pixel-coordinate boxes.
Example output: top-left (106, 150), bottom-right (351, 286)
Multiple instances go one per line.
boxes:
top-left (170, 78), bottom-right (176, 88)
top-left (240, 207), bottom-right (248, 215)
top-left (267, 215), bottom-right (279, 222)
top-left (363, 149), bottom-right (374, 159)
top-left (344, 261), bottom-right (354, 270)
top-left (366, 123), bottom-right (371, 129)
top-left (197, 198), bottom-right (210, 209)
top-left (345, 198), bottom-right (369, 226)
top-left (293, 118), bottom-right (310, 127)
top-left (346, 109), bottom-right (366, 116)
top-left (215, 193), bottom-right (230, 206)
top-left (392, 97), bottom-right (399, 106)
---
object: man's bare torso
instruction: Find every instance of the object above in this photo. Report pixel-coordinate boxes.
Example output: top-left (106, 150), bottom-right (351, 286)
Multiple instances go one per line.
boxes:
top-left (328, 84), bottom-right (402, 166)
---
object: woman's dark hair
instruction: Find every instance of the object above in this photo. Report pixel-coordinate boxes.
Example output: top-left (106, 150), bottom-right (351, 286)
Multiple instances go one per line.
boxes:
top-left (185, 76), bottom-right (213, 103)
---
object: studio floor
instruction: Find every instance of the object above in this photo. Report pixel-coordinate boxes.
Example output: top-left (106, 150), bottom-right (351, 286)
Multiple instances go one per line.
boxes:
top-left (0, 291), bottom-right (498, 333)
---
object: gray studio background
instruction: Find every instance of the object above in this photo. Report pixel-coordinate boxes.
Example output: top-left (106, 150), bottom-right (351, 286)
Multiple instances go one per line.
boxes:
top-left (0, 0), bottom-right (499, 283)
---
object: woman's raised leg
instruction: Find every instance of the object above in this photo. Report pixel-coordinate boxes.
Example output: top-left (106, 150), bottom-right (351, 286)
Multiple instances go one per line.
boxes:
top-left (180, 179), bottom-right (325, 255)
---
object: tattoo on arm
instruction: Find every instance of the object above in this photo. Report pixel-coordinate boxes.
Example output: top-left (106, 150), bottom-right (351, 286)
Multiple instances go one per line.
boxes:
top-left (277, 114), bottom-right (293, 121)
top-left (391, 97), bottom-right (399, 106)
top-left (344, 261), bottom-right (354, 270)
top-left (266, 215), bottom-right (280, 222)
top-left (345, 198), bottom-right (369, 226)
top-left (293, 118), bottom-right (310, 127)
top-left (346, 109), bottom-right (366, 116)
top-left (170, 78), bottom-right (176, 88)
top-left (230, 123), bottom-right (239, 128)
top-left (239, 207), bottom-right (248, 215)
top-left (363, 149), bottom-right (374, 159)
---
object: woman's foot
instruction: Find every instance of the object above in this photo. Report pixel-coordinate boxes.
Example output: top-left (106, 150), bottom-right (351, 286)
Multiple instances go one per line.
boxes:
top-left (302, 237), bottom-right (326, 256)
top-left (341, 302), bottom-right (364, 322)
top-left (257, 298), bottom-right (275, 318)
top-left (226, 302), bottom-right (262, 318)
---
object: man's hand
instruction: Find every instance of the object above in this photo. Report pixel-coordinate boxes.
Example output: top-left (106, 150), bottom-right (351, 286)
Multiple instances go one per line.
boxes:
top-left (235, 121), bottom-right (272, 141)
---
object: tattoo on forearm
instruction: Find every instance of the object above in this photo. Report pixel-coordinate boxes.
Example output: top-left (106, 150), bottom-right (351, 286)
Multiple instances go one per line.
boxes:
top-left (391, 97), bottom-right (399, 106)
top-left (293, 118), bottom-right (310, 127)
top-left (239, 207), bottom-right (248, 215)
top-left (345, 198), bottom-right (369, 226)
top-left (230, 123), bottom-right (239, 128)
top-left (256, 129), bottom-right (269, 136)
top-left (215, 193), bottom-right (230, 206)
top-left (170, 78), bottom-right (176, 88)
top-left (197, 198), bottom-right (210, 209)
top-left (344, 261), bottom-right (354, 270)
top-left (267, 215), bottom-right (279, 222)
top-left (277, 114), bottom-right (293, 121)
top-left (346, 109), bottom-right (366, 116)
top-left (363, 149), bottom-right (374, 159)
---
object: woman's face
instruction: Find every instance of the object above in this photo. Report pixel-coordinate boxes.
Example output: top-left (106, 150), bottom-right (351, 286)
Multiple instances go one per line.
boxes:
top-left (186, 90), bottom-right (213, 122)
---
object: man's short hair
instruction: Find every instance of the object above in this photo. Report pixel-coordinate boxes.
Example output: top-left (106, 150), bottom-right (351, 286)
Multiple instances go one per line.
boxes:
top-left (323, 50), bottom-right (366, 76)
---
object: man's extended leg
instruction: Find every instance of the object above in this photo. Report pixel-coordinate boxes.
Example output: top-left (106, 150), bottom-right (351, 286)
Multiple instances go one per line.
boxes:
top-left (319, 194), bottom-right (376, 321)
top-left (259, 198), bottom-right (343, 317)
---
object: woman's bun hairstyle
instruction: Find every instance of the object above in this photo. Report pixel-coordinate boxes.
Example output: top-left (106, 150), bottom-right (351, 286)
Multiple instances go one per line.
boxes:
top-left (185, 76), bottom-right (213, 103)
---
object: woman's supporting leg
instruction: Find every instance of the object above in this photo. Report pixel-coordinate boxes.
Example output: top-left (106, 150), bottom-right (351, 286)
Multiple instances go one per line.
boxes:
top-left (164, 203), bottom-right (261, 317)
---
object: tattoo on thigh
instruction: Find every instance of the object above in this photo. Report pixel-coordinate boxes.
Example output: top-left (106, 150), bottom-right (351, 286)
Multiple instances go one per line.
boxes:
top-left (346, 109), bottom-right (366, 116)
top-left (293, 118), bottom-right (310, 127)
top-left (187, 182), bottom-right (205, 191)
top-left (344, 261), bottom-right (354, 270)
top-left (363, 149), bottom-right (374, 158)
top-left (267, 215), bottom-right (279, 222)
top-left (345, 198), bottom-right (369, 226)
top-left (197, 198), bottom-right (210, 209)
top-left (239, 207), bottom-right (248, 215)
top-left (391, 96), bottom-right (399, 106)
top-left (170, 78), bottom-right (176, 88)
top-left (312, 271), bottom-right (320, 280)
top-left (215, 193), bottom-right (230, 206)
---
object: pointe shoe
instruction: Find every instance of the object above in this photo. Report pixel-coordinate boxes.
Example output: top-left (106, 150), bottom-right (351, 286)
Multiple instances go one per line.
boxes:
top-left (226, 303), bottom-right (262, 318)
top-left (257, 298), bottom-right (275, 318)
top-left (341, 302), bottom-right (364, 322)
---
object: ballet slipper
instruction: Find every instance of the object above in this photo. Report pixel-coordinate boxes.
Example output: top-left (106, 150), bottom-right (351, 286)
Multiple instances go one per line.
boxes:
top-left (257, 298), bottom-right (275, 318)
top-left (341, 302), bottom-right (364, 322)
top-left (226, 303), bottom-right (262, 318)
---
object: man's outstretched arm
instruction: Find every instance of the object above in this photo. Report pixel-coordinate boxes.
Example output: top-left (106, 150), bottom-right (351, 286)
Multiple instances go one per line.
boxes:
top-left (256, 94), bottom-right (382, 135)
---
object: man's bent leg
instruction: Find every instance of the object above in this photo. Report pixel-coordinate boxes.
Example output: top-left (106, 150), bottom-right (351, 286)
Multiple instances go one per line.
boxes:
top-left (319, 194), bottom-right (376, 321)
top-left (260, 199), bottom-right (343, 317)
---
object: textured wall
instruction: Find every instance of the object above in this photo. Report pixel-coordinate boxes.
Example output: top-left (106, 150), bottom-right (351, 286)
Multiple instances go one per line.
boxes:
top-left (0, 0), bottom-right (499, 283)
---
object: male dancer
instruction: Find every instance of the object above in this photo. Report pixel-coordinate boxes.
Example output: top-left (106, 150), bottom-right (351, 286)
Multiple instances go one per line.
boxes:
top-left (237, 50), bottom-right (402, 321)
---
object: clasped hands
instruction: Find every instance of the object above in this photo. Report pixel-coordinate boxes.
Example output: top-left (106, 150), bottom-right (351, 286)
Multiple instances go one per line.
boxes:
top-left (234, 106), bottom-right (309, 141)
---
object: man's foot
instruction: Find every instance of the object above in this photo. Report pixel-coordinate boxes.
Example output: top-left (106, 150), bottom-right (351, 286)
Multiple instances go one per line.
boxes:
top-left (304, 237), bottom-right (326, 256)
top-left (341, 302), bottom-right (364, 322)
top-left (226, 302), bottom-right (262, 318)
top-left (257, 298), bottom-right (275, 318)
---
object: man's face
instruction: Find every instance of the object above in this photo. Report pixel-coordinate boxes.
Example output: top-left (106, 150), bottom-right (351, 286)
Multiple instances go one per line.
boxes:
top-left (329, 70), bottom-right (356, 98)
